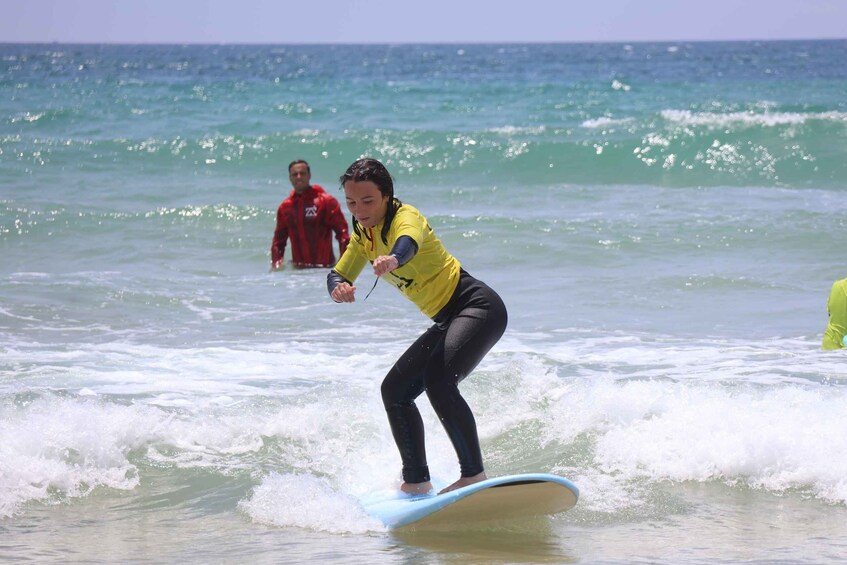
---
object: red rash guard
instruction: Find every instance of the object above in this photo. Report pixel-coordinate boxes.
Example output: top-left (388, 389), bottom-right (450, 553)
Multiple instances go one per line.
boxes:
top-left (271, 184), bottom-right (350, 268)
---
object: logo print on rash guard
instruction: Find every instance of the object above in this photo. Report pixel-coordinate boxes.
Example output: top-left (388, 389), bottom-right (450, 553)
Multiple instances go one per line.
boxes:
top-left (389, 272), bottom-right (414, 289)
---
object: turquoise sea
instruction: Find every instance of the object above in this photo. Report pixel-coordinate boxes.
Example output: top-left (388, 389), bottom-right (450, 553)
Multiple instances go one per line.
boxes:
top-left (1, 41), bottom-right (846, 563)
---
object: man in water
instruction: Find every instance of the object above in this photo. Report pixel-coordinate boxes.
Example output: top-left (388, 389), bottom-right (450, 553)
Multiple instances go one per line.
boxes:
top-left (271, 160), bottom-right (350, 269)
top-left (822, 277), bottom-right (847, 350)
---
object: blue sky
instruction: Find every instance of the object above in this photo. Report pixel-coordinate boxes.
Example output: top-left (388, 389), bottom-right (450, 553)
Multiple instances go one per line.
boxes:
top-left (2, 0), bottom-right (845, 44)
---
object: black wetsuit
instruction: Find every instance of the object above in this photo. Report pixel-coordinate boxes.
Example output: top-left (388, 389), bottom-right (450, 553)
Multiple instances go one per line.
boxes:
top-left (381, 269), bottom-right (508, 483)
top-left (328, 204), bottom-right (508, 485)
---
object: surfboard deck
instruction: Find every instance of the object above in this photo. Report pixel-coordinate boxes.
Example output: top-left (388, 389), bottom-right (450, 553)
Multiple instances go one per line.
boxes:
top-left (363, 473), bottom-right (579, 529)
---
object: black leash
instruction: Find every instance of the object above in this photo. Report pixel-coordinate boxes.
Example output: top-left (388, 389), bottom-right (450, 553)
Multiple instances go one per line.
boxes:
top-left (363, 277), bottom-right (379, 301)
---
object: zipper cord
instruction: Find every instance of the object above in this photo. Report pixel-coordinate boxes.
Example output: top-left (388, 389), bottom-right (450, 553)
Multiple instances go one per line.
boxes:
top-left (364, 277), bottom-right (379, 301)
top-left (364, 226), bottom-right (378, 300)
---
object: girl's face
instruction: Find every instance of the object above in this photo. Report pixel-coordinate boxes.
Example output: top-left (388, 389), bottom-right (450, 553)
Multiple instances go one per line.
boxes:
top-left (343, 180), bottom-right (389, 229)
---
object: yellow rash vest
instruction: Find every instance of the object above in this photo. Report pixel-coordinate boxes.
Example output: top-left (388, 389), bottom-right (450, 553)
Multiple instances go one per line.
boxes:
top-left (823, 278), bottom-right (847, 350)
top-left (332, 204), bottom-right (461, 319)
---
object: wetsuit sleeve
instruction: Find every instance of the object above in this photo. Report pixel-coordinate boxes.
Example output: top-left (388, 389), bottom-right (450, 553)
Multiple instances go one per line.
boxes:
top-left (270, 204), bottom-right (287, 264)
top-left (389, 235), bottom-right (418, 267)
top-left (327, 270), bottom-right (351, 298)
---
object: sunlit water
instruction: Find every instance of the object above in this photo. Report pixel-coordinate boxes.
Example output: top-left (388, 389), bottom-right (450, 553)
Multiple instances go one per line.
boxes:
top-left (2, 41), bottom-right (846, 563)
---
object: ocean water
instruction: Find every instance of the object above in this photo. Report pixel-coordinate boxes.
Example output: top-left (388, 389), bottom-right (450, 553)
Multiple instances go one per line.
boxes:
top-left (1, 40), bottom-right (846, 563)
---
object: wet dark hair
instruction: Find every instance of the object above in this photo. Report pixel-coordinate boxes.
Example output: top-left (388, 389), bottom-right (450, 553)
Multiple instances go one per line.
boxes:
top-left (288, 159), bottom-right (310, 173)
top-left (339, 158), bottom-right (402, 245)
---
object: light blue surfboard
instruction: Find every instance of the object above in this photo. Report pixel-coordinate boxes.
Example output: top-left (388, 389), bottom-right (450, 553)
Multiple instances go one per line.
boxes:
top-left (363, 473), bottom-right (579, 529)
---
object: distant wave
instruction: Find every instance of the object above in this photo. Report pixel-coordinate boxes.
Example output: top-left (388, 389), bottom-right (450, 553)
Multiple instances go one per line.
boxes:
top-left (581, 117), bottom-right (635, 128)
top-left (661, 109), bottom-right (847, 127)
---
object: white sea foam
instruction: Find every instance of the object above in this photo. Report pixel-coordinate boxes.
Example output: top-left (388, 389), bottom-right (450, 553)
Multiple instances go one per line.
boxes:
top-left (488, 125), bottom-right (547, 135)
top-left (1, 329), bottom-right (844, 523)
top-left (586, 380), bottom-right (847, 503)
top-left (495, 345), bottom-right (847, 507)
top-left (240, 473), bottom-right (384, 533)
top-left (0, 397), bottom-right (163, 518)
top-left (581, 117), bottom-right (634, 128)
top-left (661, 109), bottom-right (847, 128)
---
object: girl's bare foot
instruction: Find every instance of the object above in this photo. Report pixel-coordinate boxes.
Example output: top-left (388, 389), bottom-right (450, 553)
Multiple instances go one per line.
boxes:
top-left (400, 481), bottom-right (433, 495)
top-left (438, 471), bottom-right (487, 494)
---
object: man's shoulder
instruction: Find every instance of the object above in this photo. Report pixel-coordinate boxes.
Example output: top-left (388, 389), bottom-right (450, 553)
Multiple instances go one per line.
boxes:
top-left (278, 196), bottom-right (294, 210)
top-left (280, 187), bottom-right (298, 205)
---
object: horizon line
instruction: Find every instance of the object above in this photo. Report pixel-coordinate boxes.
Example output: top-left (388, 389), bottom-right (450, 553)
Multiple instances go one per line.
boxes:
top-left (2, 36), bottom-right (846, 47)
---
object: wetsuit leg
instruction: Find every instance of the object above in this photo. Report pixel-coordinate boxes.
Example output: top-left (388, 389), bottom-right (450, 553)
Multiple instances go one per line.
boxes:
top-left (381, 325), bottom-right (444, 483)
top-left (424, 277), bottom-right (507, 477)
top-left (381, 272), bottom-right (507, 483)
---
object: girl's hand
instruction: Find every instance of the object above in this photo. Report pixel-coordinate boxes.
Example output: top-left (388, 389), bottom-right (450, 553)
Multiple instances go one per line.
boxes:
top-left (331, 282), bottom-right (357, 303)
top-left (373, 255), bottom-right (399, 277)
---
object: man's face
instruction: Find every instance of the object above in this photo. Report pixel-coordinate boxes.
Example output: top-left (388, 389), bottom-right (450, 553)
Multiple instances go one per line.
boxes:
top-left (289, 163), bottom-right (311, 193)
